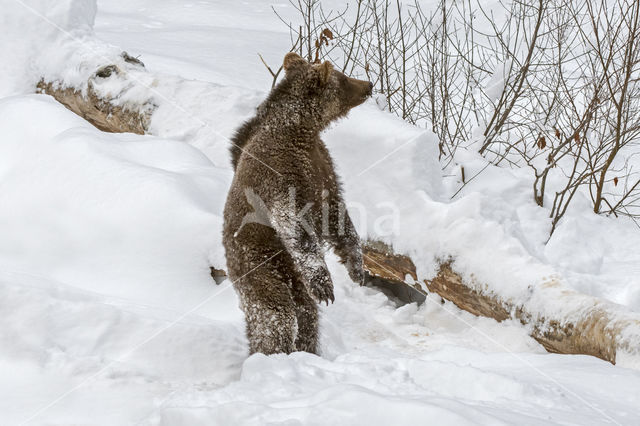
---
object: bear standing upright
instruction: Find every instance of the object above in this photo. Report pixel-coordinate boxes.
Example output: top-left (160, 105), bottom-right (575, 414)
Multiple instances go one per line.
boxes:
top-left (222, 52), bottom-right (372, 355)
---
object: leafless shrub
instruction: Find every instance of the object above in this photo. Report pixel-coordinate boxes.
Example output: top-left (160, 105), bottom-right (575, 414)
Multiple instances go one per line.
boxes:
top-left (273, 0), bottom-right (640, 235)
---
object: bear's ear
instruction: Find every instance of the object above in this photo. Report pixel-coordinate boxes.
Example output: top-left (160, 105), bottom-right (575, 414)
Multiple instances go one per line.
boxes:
top-left (283, 52), bottom-right (307, 72)
top-left (318, 61), bottom-right (333, 86)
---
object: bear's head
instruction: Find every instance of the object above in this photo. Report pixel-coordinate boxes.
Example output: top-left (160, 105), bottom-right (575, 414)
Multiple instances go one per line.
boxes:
top-left (280, 52), bottom-right (373, 128)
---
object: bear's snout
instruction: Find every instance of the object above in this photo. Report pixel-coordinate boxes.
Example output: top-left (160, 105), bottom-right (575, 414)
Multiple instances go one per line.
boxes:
top-left (344, 77), bottom-right (373, 108)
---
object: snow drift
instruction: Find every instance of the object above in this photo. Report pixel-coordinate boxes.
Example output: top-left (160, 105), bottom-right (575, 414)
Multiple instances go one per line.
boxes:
top-left (1, 0), bottom-right (640, 424)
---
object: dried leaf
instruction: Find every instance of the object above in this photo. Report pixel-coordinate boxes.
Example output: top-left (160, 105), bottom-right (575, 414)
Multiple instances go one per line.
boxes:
top-left (554, 127), bottom-right (561, 139)
top-left (537, 136), bottom-right (546, 149)
top-left (614, 177), bottom-right (619, 186)
top-left (322, 28), bottom-right (334, 40)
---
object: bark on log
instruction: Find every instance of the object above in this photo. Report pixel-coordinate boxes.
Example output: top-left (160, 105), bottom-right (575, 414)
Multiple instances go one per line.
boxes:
top-left (361, 242), bottom-right (426, 305)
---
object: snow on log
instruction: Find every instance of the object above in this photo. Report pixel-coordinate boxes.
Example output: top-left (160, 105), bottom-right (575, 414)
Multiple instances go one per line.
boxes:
top-left (36, 52), bottom-right (153, 135)
top-left (37, 54), bottom-right (640, 367)
top-left (361, 245), bottom-right (640, 366)
top-left (427, 264), bottom-right (615, 360)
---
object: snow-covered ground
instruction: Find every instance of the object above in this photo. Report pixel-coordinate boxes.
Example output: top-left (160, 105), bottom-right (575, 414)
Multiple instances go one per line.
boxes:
top-left (1, 0), bottom-right (640, 424)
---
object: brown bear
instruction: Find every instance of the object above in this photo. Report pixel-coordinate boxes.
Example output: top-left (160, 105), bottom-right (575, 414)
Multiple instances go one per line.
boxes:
top-left (222, 52), bottom-right (372, 355)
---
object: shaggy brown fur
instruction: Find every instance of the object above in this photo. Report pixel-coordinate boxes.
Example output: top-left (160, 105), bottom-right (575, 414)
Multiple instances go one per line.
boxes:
top-left (223, 52), bottom-right (372, 355)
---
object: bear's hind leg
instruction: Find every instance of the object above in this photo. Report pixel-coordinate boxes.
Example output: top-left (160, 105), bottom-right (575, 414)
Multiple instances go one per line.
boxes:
top-left (235, 268), bottom-right (298, 355)
top-left (291, 276), bottom-right (319, 354)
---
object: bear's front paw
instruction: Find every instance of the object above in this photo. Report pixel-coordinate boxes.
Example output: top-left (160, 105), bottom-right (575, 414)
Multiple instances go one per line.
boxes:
top-left (307, 271), bottom-right (335, 305)
top-left (345, 256), bottom-right (365, 286)
top-left (348, 264), bottom-right (365, 286)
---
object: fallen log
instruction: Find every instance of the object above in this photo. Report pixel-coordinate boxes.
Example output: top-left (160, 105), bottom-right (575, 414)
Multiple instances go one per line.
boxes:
top-left (360, 246), bottom-right (639, 366)
top-left (360, 242), bottom-right (426, 305)
top-left (36, 52), bottom-right (153, 135)
top-left (426, 264), bottom-right (621, 362)
top-left (38, 54), bottom-right (640, 368)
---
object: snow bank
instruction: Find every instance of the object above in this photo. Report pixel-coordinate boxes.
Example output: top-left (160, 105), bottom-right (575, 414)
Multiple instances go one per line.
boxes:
top-left (2, 0), bottom-right (640, 423)
top-left (0, 95), bottom-right (227, 309)
top-left (0, 0), bottom-right (99, 96)
top-left (4, 246), bottom-right (638, 425)
top-left (150, 346), bottom-right (640, 426)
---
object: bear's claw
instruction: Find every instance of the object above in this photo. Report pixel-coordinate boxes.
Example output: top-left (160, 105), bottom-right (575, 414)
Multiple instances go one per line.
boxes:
top-left (307, 279), bottom-right (335, 305)
top-left (312, 284), bottom-right (334, 305)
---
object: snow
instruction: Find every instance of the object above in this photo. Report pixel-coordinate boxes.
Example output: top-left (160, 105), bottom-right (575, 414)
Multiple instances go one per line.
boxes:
top-left (0, 94), bottom-right (230, 309)
top-left (1, 0), bottom-right (640, 424)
